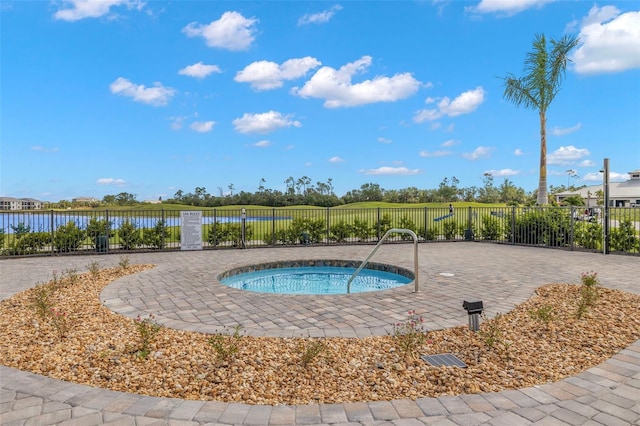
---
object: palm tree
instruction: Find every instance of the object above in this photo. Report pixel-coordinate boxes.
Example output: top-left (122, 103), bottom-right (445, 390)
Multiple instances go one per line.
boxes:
top-left (501, 33), bottom-right (580, 205)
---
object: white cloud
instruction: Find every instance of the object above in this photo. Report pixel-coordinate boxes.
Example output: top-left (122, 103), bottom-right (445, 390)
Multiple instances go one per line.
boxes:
top-left (292, 56), bottom-right (421, 107)
top-left (583, 171), bottom-right (629, 182)
top-left (414, 87), bottom-right (485, 122)
top-left (183, 11), bottom-right (258, 51)
top-left (360, 166), bottom-right (421, 175)
top-left (298, 4), bottom-right (342, 25)
top-left (514, 148), bottom-right (524, 156)
top-left (178, 62), bottom-right (222, 79)
top-left (378, 137), bottom-right (392, 144)
top-left (468, 0), bottom-right (552, 16)
top-left (253, 140), bottom-right (271, 148)
top-left (547, 145), bottom-right (591, 165)
top-left (235, 57), bottom-right (321, 91)
top-left (441, 139), bottom-right (459, 147)
top-left (53, 0), bottom-right (144, 21)
top-left (190, 121), bottom-right (215, 133)
top-left (462, 146), bottom-right (493, 160)
top-left (109, 77), bottom-right (175, 106)
top-left (551, 123), bottom-right (582, 136)
top-left (579, 160), bottom-right (595, 167)
top-left (232, 111), bottom-right (301, 134)
top-left (572, 6), bottom-right (640, 74)
top-left (169, 116), bottom-right (185, 130)
top-left (484, 168), bottom-right (519, 177)
top-left (97, 178), bottom-right (126, 186)
top-left (329, 156), bottom-right (344, 163)
top-left (419, 150), bottom-right (452, 158)
top-left (31, 146), bottom-right (59, 153)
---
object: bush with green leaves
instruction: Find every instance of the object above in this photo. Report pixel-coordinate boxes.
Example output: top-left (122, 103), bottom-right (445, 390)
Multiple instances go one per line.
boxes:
top-left (351, 218), bottom-right (372, 242)
top-left (118, 220), bottom-right (141, 250)
top-left (376, 213), bottom-right (393, 237)
top-left (421, 226), bottom-right (437, 241)
top-left (279, 217), bottom-right (326, 244)
top-left (398, 216), bottom-right (417, 240)
top-left (53, 221), bottom-right (86, 252)
top-left (86, 218), bottom-right (114, 248)
top-left (481, 216), bottom-right (503, 240)
top-left (574, 221), bottom-right (602, 250)
top-left (610, 219), bottom-right (639, 252)
top-left (443, 220), bottom-right (457, 240)
top-left (329, 220), bottom-right (351, 243)
top-left (9, 232), bottom-right (51, 254)
top-left (10, 222), bottom-right (31, 238)
top-left (142, 220), bottom-right (171, 249)
top-left (207, 222), bottom-right (251, 247)
top-left (510, 208), bottom-right (572, 246)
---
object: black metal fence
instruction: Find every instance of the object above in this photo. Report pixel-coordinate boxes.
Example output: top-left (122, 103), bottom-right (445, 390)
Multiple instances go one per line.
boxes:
top-left (1, 206), bottom-right (638, 257)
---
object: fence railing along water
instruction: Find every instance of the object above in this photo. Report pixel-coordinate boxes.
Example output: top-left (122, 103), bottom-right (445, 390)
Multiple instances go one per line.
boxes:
top-left (1, 206), bottom-right (638, 256)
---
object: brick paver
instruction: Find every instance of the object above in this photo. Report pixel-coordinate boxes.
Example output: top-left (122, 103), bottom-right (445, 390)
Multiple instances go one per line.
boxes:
top-left (1, 243), bottom-right (639, 425)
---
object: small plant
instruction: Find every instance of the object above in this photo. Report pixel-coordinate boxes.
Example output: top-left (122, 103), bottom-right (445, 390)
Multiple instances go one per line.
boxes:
top-left (479, 312), bottom-right (504, 350)
top-left (297, 336), bottom-right (327, 367)
top-left (87, 260), bottom-right (101, 278)
top-left (133, 314), bottom-right (161, 359)
top-left (577, 271), bottom-right (599, 319)
top-left (208, 325), bottom-right (244, 364)
top-left (50, 309), bottom-right (70, 338)
top-left (119, 255), bottom-right (130, 271)
top-left (62, 268), bottom-right (79, 286)
top-left (31, 282), bottom-right (53, 320)
top-left (530, 305), bottom-right (555, 326)
top-left (391, 310), bottom-right (427, 361)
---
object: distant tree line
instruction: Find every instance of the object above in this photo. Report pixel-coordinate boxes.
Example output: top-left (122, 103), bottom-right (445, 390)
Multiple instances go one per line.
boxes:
top-left (44, 174), bottom-right (595, 209)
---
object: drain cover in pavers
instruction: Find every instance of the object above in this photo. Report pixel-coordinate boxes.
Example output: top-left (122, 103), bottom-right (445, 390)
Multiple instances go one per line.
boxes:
top-left (421, 353), bottom-right (467, 368)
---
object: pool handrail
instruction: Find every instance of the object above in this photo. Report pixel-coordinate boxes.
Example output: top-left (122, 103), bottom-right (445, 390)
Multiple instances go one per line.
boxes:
top-left (346, 228), bottom-right (419, 293)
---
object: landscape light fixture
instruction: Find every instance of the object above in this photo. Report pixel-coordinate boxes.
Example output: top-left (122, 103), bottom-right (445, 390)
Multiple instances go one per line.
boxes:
top-left (462, 300), bottom-right (484, 332)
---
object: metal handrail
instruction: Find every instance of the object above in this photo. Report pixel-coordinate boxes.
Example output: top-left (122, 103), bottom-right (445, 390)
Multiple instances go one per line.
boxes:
top-left (346, 228), bottom-right (419, 293)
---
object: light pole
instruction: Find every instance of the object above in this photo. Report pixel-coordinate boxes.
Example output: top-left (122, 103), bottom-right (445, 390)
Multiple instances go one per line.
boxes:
top-left (601, 159), bottom-right (610, 254)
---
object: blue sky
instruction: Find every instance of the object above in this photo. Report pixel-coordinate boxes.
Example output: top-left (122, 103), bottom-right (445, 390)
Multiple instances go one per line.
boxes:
top-left (2, 0), bottom-right (639, 202)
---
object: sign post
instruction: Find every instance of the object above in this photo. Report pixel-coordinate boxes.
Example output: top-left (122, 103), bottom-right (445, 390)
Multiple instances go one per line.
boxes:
top-left (180, 211), bottom-right (202, 251)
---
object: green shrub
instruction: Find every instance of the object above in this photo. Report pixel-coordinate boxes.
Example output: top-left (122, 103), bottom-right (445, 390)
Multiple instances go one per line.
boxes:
top-left (443, 220), bottom-right (457, 240)
top-left (398, 216), bottom-right (417, 240)
top-left (329, 220), bottom-right (351, 242)
top-left (11, 222), bottom-right (31, 238)
top-left (53, 221), bottom-right (86, 252)
top-left (351, 218), bottom-right (372, 241)
top-left (510, 208), bottom-right (572, 246)
top-left (143, 220), bottom-right (170, 249)
top-left (10, 232), bottom-right (51, 254)
top-left (481, 216), bottom-right (502, 240)
top-left (118, 220), bottom-right (141, 250)
top-left (207, 222), bottom-right (251, 247)
top-left (376, 213), bottom-right (393, 237)
top-left (574, 222), bottom-right (602, 250)
top-left (86, 218), bottom-right (113, 248)
top-left (610, 220), bottom-right (639, 252)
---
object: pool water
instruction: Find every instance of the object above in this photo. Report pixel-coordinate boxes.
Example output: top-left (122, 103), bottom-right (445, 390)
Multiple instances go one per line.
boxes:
top-left (220, 266), bottom-right (412, 294)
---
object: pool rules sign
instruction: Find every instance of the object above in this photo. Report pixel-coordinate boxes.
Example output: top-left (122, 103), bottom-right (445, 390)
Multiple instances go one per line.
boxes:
top-left (180, 211), bottom-right (202, 250)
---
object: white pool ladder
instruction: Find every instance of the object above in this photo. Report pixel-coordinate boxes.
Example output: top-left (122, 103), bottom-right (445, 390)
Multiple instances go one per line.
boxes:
top-left (346, 228), bottom-right (419, 294)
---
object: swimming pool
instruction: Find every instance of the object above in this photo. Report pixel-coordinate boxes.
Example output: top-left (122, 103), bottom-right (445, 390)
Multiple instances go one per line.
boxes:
top-left (219, 261), bottom-right (413, 295)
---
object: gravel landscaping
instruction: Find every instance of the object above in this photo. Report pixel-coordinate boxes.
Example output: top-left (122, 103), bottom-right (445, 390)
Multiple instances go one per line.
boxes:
top-left (1, 263), bottom-right (639, 405)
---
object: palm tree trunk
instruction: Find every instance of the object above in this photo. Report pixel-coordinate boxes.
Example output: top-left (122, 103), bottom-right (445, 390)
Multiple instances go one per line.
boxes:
top-left (537, 110), bottom-right (548, 205)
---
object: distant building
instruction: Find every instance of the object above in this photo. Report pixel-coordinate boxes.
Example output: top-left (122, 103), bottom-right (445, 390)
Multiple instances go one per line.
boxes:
top-left (72, 197), bottom-right (100, 205)
top-left (555, 169), bottom-right (640, 207)
top-left (0, 197), bottom-right (44, 210)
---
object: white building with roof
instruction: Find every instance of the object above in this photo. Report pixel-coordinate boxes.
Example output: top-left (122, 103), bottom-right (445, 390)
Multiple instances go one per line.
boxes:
top-left (556, 169), bottom-right (640, 208)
